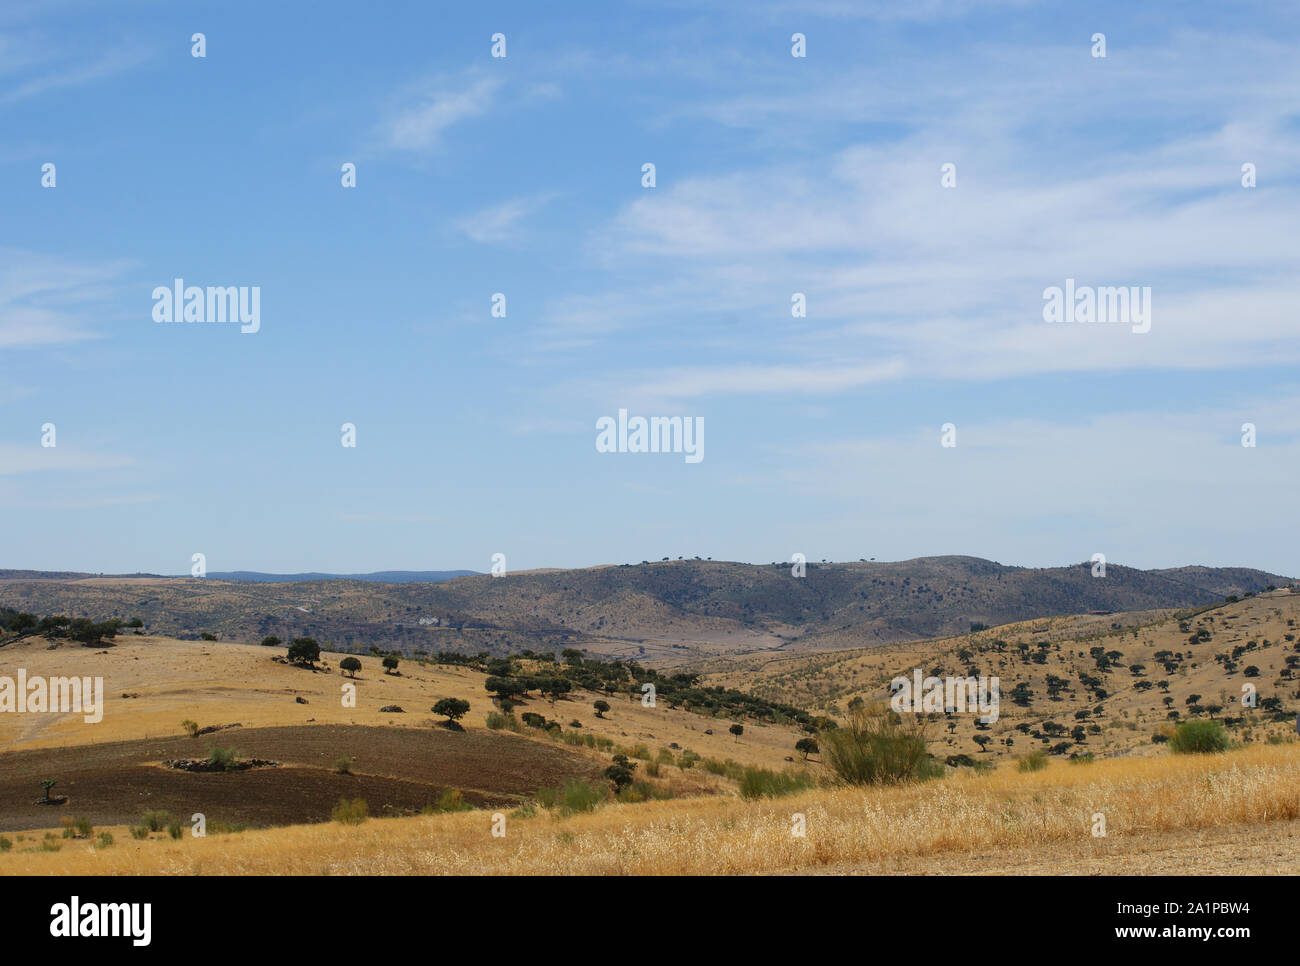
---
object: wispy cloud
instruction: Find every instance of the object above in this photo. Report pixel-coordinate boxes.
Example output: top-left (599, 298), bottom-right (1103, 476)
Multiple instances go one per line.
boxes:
top-left (457, 193), bottom-right (558, 244)
top-left (0, 250), bottom-right (132, 348)
top-left (550, 32), bottom-right (1300, 397)
top-left (0, 37), bottom-right (149, 106)
top-left (376, 74), bottom-right (502, 153)
top-left (617, 360), bottom-right (906, 406)
top-left (0, 442), bottom-right (132, 476)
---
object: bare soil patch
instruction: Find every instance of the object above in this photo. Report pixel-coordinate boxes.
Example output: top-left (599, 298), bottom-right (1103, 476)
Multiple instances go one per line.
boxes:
top-left (0, 724), bottom-right (600, 831)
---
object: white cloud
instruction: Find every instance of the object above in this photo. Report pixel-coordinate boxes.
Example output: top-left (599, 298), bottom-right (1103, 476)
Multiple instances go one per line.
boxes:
top-left (378, 75), bottom-right (502, 153)
top-left (457, 193), bottom-right (557, 244)
top-left (0, 250), bottom-right (131, 348)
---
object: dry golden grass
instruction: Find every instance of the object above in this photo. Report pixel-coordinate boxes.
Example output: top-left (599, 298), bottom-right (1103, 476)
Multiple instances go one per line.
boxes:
top-left (0, 636), bottom-right (807, 771)
top-left (6, 743), bottom-right (1298, 875)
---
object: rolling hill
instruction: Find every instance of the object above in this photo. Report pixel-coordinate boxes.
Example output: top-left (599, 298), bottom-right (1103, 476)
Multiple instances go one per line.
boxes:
top-left (0, 556), bottom-right (1290, 662)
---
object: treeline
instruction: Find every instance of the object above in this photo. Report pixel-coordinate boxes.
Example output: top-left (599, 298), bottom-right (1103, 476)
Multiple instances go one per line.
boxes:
top-left (418, 646), bottom-right (816, 729)
top-left (0, 608), bottom-right (143, 645)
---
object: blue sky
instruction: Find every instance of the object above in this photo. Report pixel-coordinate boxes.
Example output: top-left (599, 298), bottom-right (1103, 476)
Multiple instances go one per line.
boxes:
top-left (2, 0), bottom-right (1299, 576)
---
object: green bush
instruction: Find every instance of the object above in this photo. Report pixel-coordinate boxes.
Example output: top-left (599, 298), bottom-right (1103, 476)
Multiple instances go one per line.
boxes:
top-left (95, 831), bottom-right (114, 849)
top-left (437, 788), bottom-right (472, 812)
top-left (0, 836), bottom-right (11, 852)
top-left (484, 711), bottom-right (520, 732)
top-left (821, 706), bottom-right (942, 785)
top-left (206, 746), bottom-right (239, 771)
top-left (166, 822), bottom-right (183, 840)
top-left (141, 809), bottom-right (173, 832)
top-left (1018, 751), bottom-right (1049, 772)
top-left (1168, 719), bottom-right (1230, 754)
top-left (617, 780), bottom-right (673, 803)
top-left (537, 779), bottom-right (609, 815)
top-left (332, 798), bottom-right (369, 824)
top-left (738, 767), bottom-right (817, 800)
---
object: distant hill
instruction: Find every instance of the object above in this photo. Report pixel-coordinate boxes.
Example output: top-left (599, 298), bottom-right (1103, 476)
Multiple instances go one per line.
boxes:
top-left (205, 570), bottom-right (478, 584)
top-left (0, 556), bottom-right (1290, 661)
top-left (0, 569), bottom-right (475, 584)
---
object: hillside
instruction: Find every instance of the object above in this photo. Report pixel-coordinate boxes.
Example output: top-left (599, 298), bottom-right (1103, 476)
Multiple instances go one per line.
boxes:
top-left (0, 556), bottom-right (1289, 663)
top-left (700, 589), bottom-right (1300, 763)
top-left (0, 633), bottom-right (811, 833)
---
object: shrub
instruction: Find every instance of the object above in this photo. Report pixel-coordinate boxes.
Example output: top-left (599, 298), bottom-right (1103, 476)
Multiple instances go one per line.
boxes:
top-left (1068, 752), bottom-right (1096, 765)
top-left (95, 831), bottom-right (114, 848)
top-left (167, 822), bottom-right (183, 840)
top-left (181, 719), bottom-right (199, 738)
top-left (437, 788), bottom-right (472, 812)
top-left (738, 767), bottom-right (817, 800)
top-left (485, 711), bottom-right (520, 731)
top-left (604, 754), bottom-right (637, 792)
top-left (332, 798), bottom-right (369, 824)
top-left (0, 836), bottom-right (10, 852)
top-left (538, 779), bottom-right (609, 815)
top-left (206, 746), bottom-right (239, 771)
top-left (335, 756), bottom-right (353, 775)
top-left (1168, 719), bottom-right (1230, 754)
top-left (821, 705), bottom-right (941, 785)
top-left (129, 826), bottom-right (149, 840)
top-left (141, 809), bottom-right (173, 832)
top-left (617, 779), bottom-right (673, 803)
top-left (1017, 751), bottom-right (1049, 772)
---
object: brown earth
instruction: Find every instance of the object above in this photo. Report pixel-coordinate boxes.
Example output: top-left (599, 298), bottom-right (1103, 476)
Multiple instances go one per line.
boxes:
top-left (0, 724), bottom-right (602, 831)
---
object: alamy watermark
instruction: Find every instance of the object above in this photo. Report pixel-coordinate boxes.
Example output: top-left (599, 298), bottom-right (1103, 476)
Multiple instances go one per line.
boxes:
top-left (595, 409), bottom-right (704, 464)
top-left (0, 670), bottom-right (103, 723)
top-left (1042, 278), bottom-right (1150, 334)
top-left (890, 668), bottom-right (1000, 724)
top-left (152, 278), bottom-right (260, 333)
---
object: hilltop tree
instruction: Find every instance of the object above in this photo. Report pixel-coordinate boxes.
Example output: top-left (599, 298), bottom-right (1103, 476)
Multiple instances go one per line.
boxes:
top-left (340, 657), bottom-right (362, 678)
top-left (287, 637), bottom-right (320, 666)
top-left (486, 677), bottom-right (526, 705)
top-left (593, 699), bottom-right (610, 718)
top-left (540, 677), bottom-right (572, 703)
top-left (433, 698), bottom-right (470, 728)
top-left (382, 655), bottom-right (400, 675)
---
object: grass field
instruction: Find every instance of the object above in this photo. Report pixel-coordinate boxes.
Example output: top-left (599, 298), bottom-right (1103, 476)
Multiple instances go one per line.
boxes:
top-left (5, 605), bottom-right (1299, 875)
top-left (4, 743), bottom-right (1298, 874)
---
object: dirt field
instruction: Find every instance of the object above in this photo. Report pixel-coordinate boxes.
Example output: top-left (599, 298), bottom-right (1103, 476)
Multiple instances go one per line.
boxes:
top-left (6, 742), bottom-right (1298, 875)
top-left (0, 724), bottom-right (601, 831)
